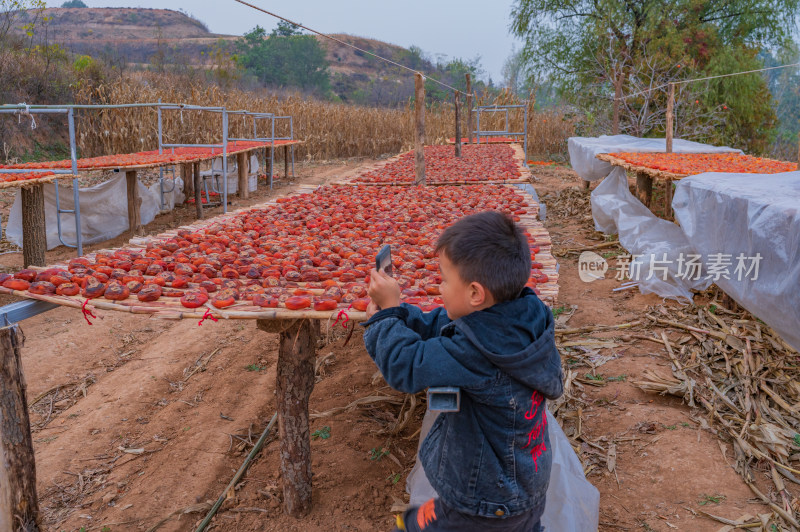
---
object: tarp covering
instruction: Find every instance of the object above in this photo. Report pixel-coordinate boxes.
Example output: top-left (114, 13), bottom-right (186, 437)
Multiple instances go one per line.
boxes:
top-left (568, 135), bottom-right (740, 181)
top-left (674, 171), bottom-right (800, 351)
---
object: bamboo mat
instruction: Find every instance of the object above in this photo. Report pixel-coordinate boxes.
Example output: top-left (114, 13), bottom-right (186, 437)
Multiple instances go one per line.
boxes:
top-left (339, 143), bottom-right (531, 186)
top-left (1, 150), bottom-right (558, 320)
top-left (81, 140), bottom-right (305, 173)
top-left (1, 191), bottom-right (557, 320)
top-left (0, 141), bottom-right (305, 175)
top-left (595, 153), bottom-right (686, 181)
top-left (0, 173), bottom-right (76, 190)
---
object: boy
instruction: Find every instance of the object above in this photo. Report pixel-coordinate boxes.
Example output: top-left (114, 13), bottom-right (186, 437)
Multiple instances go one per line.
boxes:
top-left (363, 211), bottom-right (563, 532)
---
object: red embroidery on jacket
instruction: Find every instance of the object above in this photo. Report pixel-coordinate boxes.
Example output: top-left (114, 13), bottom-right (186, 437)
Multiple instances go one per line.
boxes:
top-left (521, 391), bottom-right (548, 471)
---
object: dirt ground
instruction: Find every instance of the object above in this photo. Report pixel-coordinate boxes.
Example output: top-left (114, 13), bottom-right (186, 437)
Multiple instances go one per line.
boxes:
top-left (0, 155), bottom-right (779, 531)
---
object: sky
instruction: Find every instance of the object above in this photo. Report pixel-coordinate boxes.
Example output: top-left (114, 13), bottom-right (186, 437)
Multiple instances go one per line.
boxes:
top-left (56, 0), bottom-right (524, 83)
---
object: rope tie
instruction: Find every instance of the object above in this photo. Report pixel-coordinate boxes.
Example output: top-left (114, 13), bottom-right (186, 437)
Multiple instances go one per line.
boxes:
top-left (198, 307), bottom-right (218, 326)
top-left (81, 299), bottom-right (97, 325)
top-left (332, 303), bottom-right (353, 329)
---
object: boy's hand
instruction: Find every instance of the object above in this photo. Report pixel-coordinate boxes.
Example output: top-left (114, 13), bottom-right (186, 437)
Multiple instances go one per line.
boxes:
top-left (366, 299), bottom-right (379, 319)
top-left (368, 268), bottom-right (400, 311)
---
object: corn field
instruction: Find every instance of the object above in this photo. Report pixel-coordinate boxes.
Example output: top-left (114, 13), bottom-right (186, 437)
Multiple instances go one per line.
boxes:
top-left (74, 73), bottom-right (578, 160)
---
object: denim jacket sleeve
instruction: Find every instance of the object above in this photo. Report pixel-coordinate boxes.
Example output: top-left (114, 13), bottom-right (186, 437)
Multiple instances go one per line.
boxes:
top-left (362, 307), bottom-right (489, 394)
top-left (399, 303), bottom-right (450, 339)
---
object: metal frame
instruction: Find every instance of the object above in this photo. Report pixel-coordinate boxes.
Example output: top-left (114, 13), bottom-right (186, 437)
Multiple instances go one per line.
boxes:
top-left (226, 110), bottom-right (296, 190)
top-left (0, 106), bottom-right (83, 255)
top-left (473, 104), bottom-right (529, 167)
top-left (157, 104), bottom-right (230, 213)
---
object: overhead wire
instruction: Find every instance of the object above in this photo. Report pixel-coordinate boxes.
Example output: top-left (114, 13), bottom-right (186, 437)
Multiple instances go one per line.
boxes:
top-left (615, 61), bottom-right (800, 101)
top-left (232, 0), bottom-right (464, 94)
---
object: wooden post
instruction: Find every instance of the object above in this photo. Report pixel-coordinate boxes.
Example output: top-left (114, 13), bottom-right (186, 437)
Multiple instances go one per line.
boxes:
top-left (666, 82), bottom-right (675, 154)
top-left (414, 72), bottom-right (426, 185)
top-left (283, 145), bottom-right (289, 180)
top-left (21, 184), bottom-right (46, 268)
top-left (237, 152), bottom-right (248, 200)
top-left (125, 170), bottom-right (142, 235)
top-left (0, 325), bottom-right (40, 532)
top-left (465, 73), bottom-right (473, 144)
top-left (636, 171), bottom-right (653, 208)
top-left (612, 76), bottom-right (622, 135)
top-left (257, 319), bottom-right (319, 517)
top-left (454, 91), bottom-right (462, 158)
top-left (193, 162), bottom-right (203, 220)
top-left (181, 163), bottom-right (193, 200)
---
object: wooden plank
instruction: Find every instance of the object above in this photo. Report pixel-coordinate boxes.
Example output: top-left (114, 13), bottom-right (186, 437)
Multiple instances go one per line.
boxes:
top-left (0, 324), bottom-right (40, 532)
top-left (21, 184), bottom-right (46, 268)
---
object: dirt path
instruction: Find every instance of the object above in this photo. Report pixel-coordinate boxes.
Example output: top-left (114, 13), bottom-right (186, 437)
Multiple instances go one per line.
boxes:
top-left (8, 155), bottom-right (777, 531)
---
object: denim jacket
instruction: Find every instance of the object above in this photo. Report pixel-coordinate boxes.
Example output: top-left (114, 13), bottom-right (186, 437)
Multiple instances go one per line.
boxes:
top-left (362, 288), bottom-right (563, 521)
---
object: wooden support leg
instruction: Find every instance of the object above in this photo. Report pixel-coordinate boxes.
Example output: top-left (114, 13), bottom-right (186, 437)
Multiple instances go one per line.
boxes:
top-left (664, 179), bottom-right (674, 219)
top-left (636, 171), bottom-right (653, 208)
top-left (0, 325), bottom-right (40, 532)
top-left (126, 170), bottom-right (142, 235)
top-left (237, 152), bottom-right (249, 200)
top-left (193, 163), bottom-right (203, 220)
top-left (21, 184), bottom-right (46, 268)
top-left (182, 163), bottom-right (193, 200)
top-left (256, 318), bottom-right (319, 517)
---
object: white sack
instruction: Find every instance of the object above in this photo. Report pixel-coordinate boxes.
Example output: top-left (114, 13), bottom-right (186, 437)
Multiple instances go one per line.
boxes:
top-left (407, 409), bottom-right (600, 530)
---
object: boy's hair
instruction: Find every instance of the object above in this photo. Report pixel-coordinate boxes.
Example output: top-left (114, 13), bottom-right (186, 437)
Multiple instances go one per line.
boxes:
top-left (435, 211), bottom-right (531, 302)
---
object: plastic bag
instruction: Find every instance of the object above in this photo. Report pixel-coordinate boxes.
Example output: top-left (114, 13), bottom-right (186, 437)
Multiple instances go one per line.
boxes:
top-left (407, 409), bottom-right (600, 530)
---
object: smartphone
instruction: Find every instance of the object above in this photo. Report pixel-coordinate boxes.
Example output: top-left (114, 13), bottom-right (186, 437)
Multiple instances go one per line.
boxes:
top-left (376, 245), bottom-right (393, 277)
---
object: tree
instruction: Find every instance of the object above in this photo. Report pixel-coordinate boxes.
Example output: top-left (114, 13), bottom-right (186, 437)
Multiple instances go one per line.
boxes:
top-left (236, 24), bottom-right (330, 95)
top-left (501, 47), bottom-right (527, 95)
top-left (510, 0), bottom-right (800, 152)
top-left (61, 0), bottom-right (87, 7)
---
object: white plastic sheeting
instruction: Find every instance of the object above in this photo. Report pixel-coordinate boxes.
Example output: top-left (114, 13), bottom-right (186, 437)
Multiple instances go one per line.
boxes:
top-left (407, 409), bottom-right (600, 529)
top-left (591, 168), bottom-right (711, 301)
top-left (7, 174), bottom-right (162, 250)
top-left (5, 154), bottom-right (261, 250)
top-left (673, 172), bottom-right (800, 351)
top-left (568, 135), bottom-right (740, 181)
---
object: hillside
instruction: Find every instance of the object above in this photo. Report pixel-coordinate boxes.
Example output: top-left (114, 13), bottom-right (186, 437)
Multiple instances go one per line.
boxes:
top-left (13, 7), bottom-right (422, 102)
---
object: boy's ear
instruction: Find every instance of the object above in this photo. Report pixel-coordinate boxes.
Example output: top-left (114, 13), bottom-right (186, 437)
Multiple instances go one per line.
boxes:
top-left (468, 281), bottom-right (488, 307)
